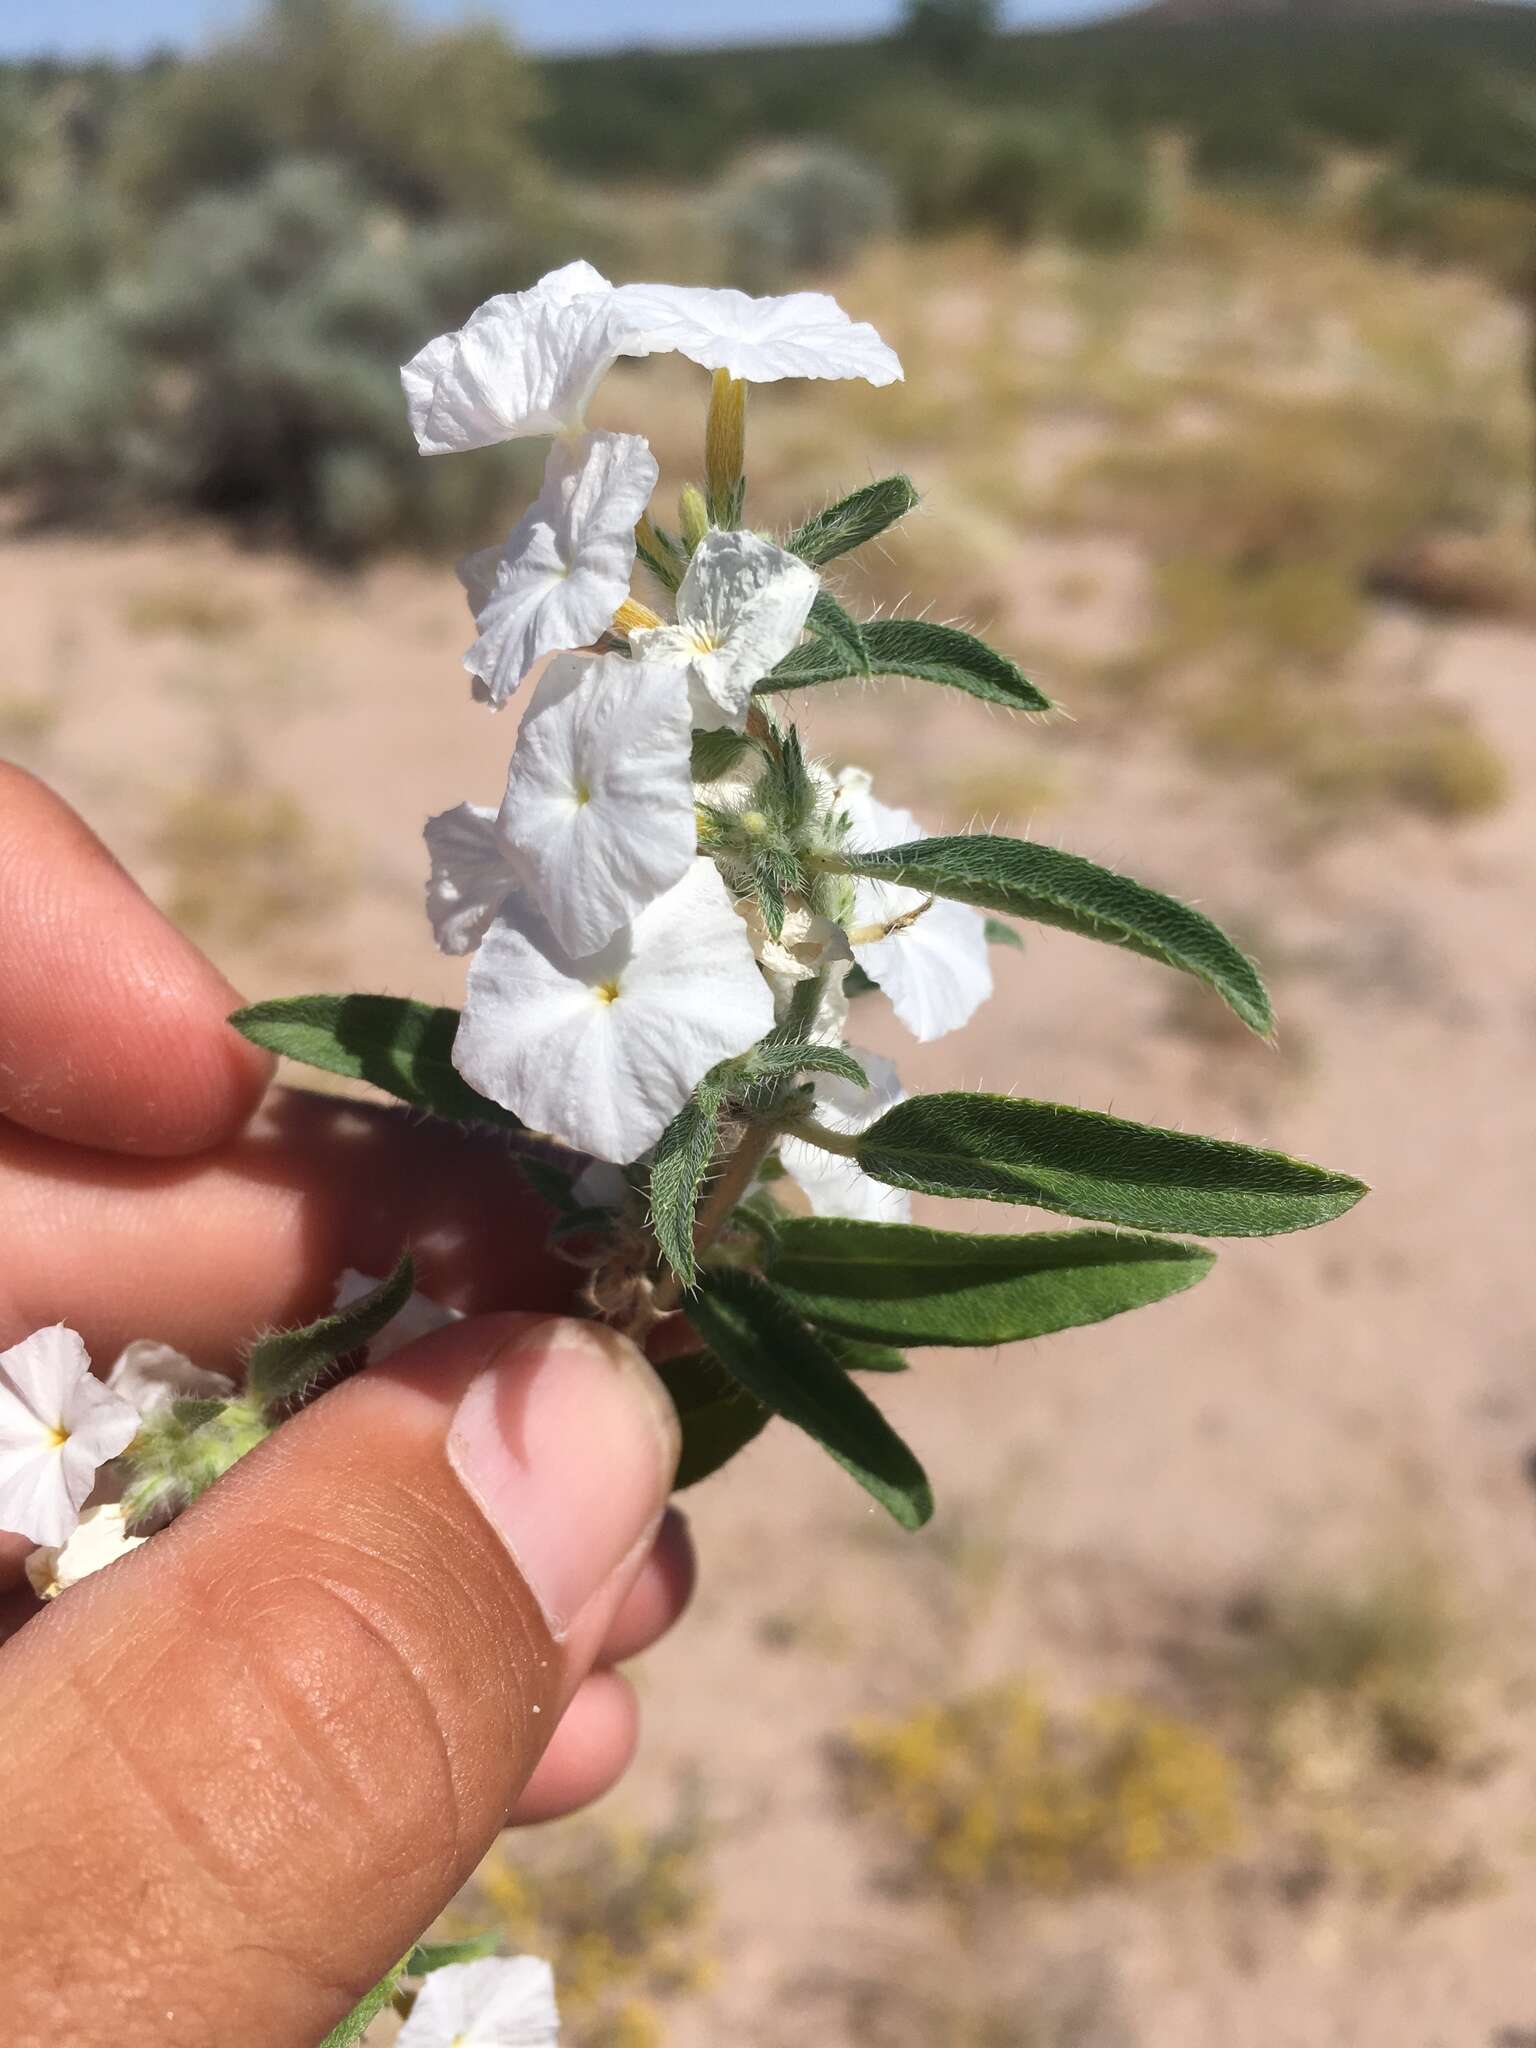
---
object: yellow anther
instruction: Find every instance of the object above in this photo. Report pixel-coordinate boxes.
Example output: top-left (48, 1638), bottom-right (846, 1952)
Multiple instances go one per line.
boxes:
top-left (612, 596), bottom-right (662, 636)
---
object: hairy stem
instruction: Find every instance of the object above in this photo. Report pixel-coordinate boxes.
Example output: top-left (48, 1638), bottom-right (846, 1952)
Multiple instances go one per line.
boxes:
top-left (781, 1117), bottom-right (860, 1158)
top-left (652, 1119), bottom-right (781, 1315)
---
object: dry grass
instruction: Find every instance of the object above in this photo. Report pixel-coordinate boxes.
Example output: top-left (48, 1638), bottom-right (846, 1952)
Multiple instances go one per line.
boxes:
top-left (122, 581), bottom-right (256, 641)
top-left (149, 778), bottom-right (350, 945)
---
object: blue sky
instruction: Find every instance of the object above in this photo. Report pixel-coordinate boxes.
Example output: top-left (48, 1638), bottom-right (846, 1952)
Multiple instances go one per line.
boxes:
top-left (4, 0), bottom-right (1133, 63)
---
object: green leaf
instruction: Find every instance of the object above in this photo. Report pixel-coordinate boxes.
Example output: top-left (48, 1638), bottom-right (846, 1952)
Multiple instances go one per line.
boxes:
top-left (852, 1094), bottom-right (1367, 1237)
top-left (649, 1085), bottom-right (725, 1288)
top-left (231, 994), bottom-right (523, 1130)
top-left (985, 917), bottom-right (1024, 951)
top-left (807, 587), bottom-right (871, 676)
top-left (636, 516), bottom-right (686, 591)
top-left (317, 1962), bottom-right (408, 2048)
top-left (405, 1932), bottom-right (503, 1976)
top-left (821, 1332), bottom-right (909, 1374)
top-left (770, 1220), bottom-right (1214, 1345)
top-left (789, 474), bottom-right (920, 566)
top-left (691, 727), bottom-right (753, 782)
top-left (739, 1042), bottom-right (869, 1091)
top-left (762, 617), bottom-right (1052, 714)
top-left (831, 835), bottom-right (1272, 1037)
top-left (655, 1347), bottom-right (771, 1488)
top-left (245, 1254), bottom-right (415, 1410)
top-left (688, 1269), bottom-right (933, 1528)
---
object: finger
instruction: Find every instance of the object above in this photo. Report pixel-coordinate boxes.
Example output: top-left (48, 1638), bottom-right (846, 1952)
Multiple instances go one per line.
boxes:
top-left (0, 764), bottom-right (272, 1156)
top-left (0, 1089), bottom-right (572, 1370)
top-left (0, 1313), bottom-right (680, 2048)
top-left (505, 1670), bottom-right (639, 1827)
top-left (595, 1507), bottom-right (695, 1667)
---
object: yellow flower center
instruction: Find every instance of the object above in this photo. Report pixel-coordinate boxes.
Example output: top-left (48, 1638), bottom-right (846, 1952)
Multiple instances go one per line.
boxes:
top-left (594, 978), bottom-right (622, 1006)
top-left (46, 1424), bottom-right (69, 1450)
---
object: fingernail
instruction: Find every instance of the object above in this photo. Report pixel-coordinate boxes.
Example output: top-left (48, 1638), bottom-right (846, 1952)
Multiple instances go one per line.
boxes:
top-left (447, 1319), bottom-right (679, 1638)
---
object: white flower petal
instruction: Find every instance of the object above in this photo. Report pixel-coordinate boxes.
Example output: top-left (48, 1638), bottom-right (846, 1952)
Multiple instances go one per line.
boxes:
top-left (614, 281), bottom-right (903, 386)
top-left (425, 802), bottom-right (520, 956)
top-left (26, 1501), bottom-right (146, 1601)
top-left (106, 1341), bottom-right (235, 1417)
top-left (499, 653), bottom-right (696, 957)
top-left (631, 529), bottom-right (817, 730)
top-left (334, 1271), bottom-right (464, 1361)
top-left (462, 432), bottom-right (658, 708)
top-left (396, 1954), bottom-right (560, 2048)
top-left (780, 1048), bottom-right (912, 1223)
top-left (838, 772), bottom-right (993, 1042)
top-left (0, 1327), bottom-right (139, 1546)
top-left (402, 261), bottom-right (638, 452)
top-left (454, 858), bottom-right (775, 1163)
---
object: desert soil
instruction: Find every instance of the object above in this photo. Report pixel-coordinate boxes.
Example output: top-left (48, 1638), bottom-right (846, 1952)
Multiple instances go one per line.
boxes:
top-left (5, 509), bottom-right (1535, 2046)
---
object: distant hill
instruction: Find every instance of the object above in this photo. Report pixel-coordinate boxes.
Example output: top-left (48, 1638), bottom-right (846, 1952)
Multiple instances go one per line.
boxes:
top-left (1135, 0), bottom-right (1490, 18)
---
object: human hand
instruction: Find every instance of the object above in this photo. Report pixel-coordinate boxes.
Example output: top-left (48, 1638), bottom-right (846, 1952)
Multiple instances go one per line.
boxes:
top-left (0, 765), bottom-right (690, 2046)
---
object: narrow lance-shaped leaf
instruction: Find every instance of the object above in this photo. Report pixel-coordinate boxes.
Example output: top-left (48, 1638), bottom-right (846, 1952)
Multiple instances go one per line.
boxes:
top-left (405, 1933), bottom-right (504, 1976)
top-left (246, 1254), bottom-right (415, 1411)
top-left (847, 1093), bottom-right (1367, 1238)
top-left (231, 994), bottom-right (524, 1130)
top-left (828, 835), bottom-right (1272, 1037)
top-left (769, 1219), bottom-right (1214, 1345)
top-left (789, 474), bottom-right (919, 566)
top-left (648, 1083), bottom-right (724, 1289)
top-left (807, 586), bottom-right (871, 676)
top-left (762, 617), bottom-right (1052, 714)
top-left (688, 1268), bottom-right (933, 1528)
top-left (654, 1348), bottom-right (771, 1489)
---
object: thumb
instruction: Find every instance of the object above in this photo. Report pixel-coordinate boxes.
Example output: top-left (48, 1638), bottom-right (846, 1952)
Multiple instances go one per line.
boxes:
top-left (0, 1314), bottom-right (680, 2048)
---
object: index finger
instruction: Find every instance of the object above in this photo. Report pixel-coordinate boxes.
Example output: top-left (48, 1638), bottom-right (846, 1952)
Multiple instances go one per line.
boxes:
top-left (0, 764), bottom-right (273, 1156)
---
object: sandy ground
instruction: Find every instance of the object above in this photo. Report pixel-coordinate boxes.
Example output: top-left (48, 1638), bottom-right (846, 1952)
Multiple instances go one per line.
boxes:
top-left (5, 515), bottom-right (1536, 2045)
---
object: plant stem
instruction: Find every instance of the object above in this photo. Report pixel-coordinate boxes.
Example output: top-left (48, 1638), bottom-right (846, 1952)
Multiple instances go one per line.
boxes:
top-left (781, 1117), bottom-right (860, 1158)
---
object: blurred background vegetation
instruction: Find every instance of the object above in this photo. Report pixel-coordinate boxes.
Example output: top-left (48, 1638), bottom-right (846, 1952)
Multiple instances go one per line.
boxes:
top-left (4, 0), bottom-right (1536, 556)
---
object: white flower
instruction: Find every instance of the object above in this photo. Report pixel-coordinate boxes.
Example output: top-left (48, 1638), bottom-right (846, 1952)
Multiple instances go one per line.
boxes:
top-left (836, 769), bottom-right (992, 1042)
top-left (25, 1501), bottom-right (146, 1601)
top-left (425, 803), bottom-right (520, 957)
top-left (780, 1048), bottom-right (912, 1223)
top-left (614, 281), bottom-right (903, 387)
top-left (334, 1271), bottom-right (463, 1361)
top-left (396, 1955), bottom-right (560, 2048)
top-left (402, 260), bottom-right (640, 453)
top-left (0, 1327), bottom-right (139, 1547)
top-left (461, 432), bottom-right (658, 709)
top-left (105, 1341), bottom-right (235, 1416)
top-left (498, 653), bottom-right (696, 956)
top-left (631, 529), bottom-right (817, 730)
top-left (454, 858), bottom-right (775, 1163)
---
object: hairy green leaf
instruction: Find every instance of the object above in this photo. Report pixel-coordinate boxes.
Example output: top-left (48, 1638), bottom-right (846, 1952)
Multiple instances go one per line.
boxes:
top-left (789, 474), bottom-right (919, 566)
top-left (985, 917), bottom-right (1025, 951)
top-left (636, 516), bottom-right (686, 591)
top-left (820, 1332), bottom-right (909, 1374)
top-left (770, 1219), bottom-right (1214, 1344)
top-left (832, 835), bottom-right (1272, 1036)
top-left (762, 617), bottom-right (1052, 714)
top-left (741, 1042), bottom-right (869, 1090)
top-left (231, 994), bottom-right (523, 1129)
top-left (852, 1095), bottom-right (1366, 1237)
top-left (649, 1085), bottom-right (724, 1288)
top-left (405, 1933), bottom-right (503, 1976)
top-left (688, 1269), bottom-right (933, 1527)
top-left (807, 586), bottom-right (871, 676)
top-left (246, 1254), bottom-right (414, 1410)
top-left (655, 1347), bottom-right (771, 1488)
top-left (691, 726), bottom-right (753, 782)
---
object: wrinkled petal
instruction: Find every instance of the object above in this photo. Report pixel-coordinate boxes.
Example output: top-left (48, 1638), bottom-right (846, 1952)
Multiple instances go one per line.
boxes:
top-left (106, 1341), bottom-right (235, 1417)
top-left (631, 529), bottom-right (817, 730)
top-left (614, 281), bottom-right (903, 387)
top-left (26, 1502), bottom-right (146, 1601)
top-left (780, 1048), bottom-right (912, 1223)
top-left (396, 1954), bottom-right (560, 2047)
top-left (425, 803), bottom-right (520, 956)
top-left (499, 652), bottom-right (696, 957)
top-left (334, 1270), bottom-right (463, 1361)
top-left (463, 432), bottom-right (658, 708)
top-left (838, 771), bottom-right (993, 1042)
top-left (0, 1327), bottom-right (138, 1546)
top-left (455, 859), bottom-right (774, 1163)
top-left (402, 260), bottom-right (639, 452)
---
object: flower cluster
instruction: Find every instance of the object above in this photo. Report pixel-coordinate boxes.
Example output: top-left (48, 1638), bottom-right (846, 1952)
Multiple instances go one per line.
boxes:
top-left (412, 262), bottom-right (989, 1202)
